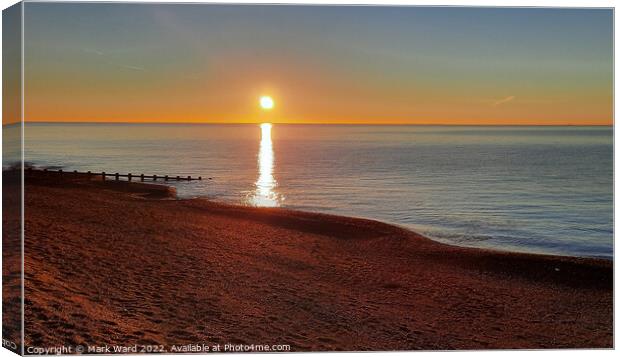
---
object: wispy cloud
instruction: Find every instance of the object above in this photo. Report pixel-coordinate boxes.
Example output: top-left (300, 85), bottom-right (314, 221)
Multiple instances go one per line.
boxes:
top-left (82, 48), bottom-right (104, 56)
top-left (82, 47), bottom-right (147, 72)
top-left (492, 96), bottom-right (516, 106)
top-left (118, 64), bottom-right (146, 72)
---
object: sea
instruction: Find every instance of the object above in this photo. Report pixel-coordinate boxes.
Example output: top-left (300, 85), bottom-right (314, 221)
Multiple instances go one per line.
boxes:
top-left (5, 123), bottom-right (613, 258)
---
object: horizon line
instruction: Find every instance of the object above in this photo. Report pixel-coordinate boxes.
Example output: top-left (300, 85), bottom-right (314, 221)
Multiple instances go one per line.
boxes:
top-left (4, 121), bottom-right (614, 127)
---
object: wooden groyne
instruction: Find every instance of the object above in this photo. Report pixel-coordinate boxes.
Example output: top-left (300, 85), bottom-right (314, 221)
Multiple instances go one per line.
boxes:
top-left (26, 168), bottom-right (205, 182)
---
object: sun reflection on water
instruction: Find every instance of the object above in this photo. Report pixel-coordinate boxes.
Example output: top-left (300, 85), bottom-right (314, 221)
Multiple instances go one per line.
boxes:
top-left (248, 123), bottom-right (281, 207)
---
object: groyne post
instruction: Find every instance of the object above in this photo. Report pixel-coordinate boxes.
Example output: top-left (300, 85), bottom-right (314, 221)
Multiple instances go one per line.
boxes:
top-left (24, 169), bottom-right (203, 182)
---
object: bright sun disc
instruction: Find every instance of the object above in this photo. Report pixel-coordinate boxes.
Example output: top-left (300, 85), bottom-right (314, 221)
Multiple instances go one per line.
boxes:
top-left (260, 96), bottom-right (274, 110)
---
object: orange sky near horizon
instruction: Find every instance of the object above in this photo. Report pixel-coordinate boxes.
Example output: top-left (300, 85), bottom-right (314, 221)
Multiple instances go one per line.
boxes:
top-left (22, 54), bottom-right (612, 125)
top-left (22, 68), bottom-right (612, 125)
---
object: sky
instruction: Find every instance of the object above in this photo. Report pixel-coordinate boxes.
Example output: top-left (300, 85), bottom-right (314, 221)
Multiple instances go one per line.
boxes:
top-left (19, 3), bottom-right (613, 125)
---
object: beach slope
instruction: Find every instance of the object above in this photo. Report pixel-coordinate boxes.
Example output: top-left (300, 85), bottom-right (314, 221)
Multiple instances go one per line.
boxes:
top-left (14, 176), bottom-right (612, 350)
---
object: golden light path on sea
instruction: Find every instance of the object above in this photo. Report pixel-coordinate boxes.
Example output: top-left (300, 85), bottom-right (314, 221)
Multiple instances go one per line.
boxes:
top-left (248, 123), bottom-right (280, 207)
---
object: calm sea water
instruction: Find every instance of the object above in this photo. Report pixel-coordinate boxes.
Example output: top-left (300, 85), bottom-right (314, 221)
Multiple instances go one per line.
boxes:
top-left (13, 123), bottom-right (614, 258)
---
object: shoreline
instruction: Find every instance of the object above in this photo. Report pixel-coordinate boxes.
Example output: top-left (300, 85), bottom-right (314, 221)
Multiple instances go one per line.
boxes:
top-left (180, 189), bottom-right (612, 262)
top-left (205, 196), bottom-right (614, 263)
top-left (6, 171), bottom-right (614, 349)
top-left (30, 168), bottom-right (614, 263)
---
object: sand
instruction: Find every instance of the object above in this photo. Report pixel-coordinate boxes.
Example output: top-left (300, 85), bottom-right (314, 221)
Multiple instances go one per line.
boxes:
top-left (5, 173), bottom-right (613, 351)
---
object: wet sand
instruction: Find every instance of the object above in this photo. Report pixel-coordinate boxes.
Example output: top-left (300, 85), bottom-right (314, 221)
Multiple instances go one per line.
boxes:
top-left (10, 174), bottom-right (613, 350)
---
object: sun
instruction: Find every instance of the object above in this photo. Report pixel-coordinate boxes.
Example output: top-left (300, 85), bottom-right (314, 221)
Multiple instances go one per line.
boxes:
top-left (259, 96), bottom-right (274, 110)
